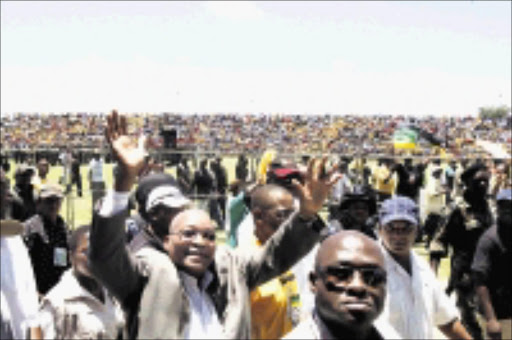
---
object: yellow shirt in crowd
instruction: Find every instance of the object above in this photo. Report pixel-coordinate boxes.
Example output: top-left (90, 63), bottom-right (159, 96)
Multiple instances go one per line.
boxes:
top-left (372, 164), bottom-right (396, 195)
top-left (249, 238), bottom-right (301, 340)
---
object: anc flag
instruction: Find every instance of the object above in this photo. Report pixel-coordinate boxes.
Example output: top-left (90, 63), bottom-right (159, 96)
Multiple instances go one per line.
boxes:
top-left (393, 127), bottom-right (418, 149)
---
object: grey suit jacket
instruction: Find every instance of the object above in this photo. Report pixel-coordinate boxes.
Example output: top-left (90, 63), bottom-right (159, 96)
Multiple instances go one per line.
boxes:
top-left (89, 210), bottom-right (324, 339)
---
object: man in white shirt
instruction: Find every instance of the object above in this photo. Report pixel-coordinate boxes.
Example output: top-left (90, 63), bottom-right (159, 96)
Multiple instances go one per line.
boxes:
top-left (88, 154), bottom-right (105, 211)
top-left (1, 170), bottom-right (41, 339)
top-left (376, 196), bottom-right (471, 340)
top-left (284, 230), bottom-right (400, 340)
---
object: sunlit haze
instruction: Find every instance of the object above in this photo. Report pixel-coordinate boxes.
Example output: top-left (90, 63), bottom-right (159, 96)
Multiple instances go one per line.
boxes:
top-left (1, 1), bottom-right (510, 116)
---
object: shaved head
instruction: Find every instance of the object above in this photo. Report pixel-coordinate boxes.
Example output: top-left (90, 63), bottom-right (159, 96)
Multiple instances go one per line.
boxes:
top-left (250, 184), bottom-right (296, 243)
top-left (316, 230), bottom-right (385, 270)
top-left (250, 184), bottom-right (293, 210)
top-left (311, 230), bottom-right (387, 337)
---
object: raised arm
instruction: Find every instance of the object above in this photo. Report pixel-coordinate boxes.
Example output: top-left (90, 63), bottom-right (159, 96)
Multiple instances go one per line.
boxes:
top-left (244, 157), bottom-right (342, 289)
top-left (88, 110), bottom-right (148, 306)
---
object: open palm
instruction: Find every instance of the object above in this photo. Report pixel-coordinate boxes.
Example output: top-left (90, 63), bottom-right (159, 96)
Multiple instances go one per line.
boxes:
top-left (106, 110), bottom-right (146, 179)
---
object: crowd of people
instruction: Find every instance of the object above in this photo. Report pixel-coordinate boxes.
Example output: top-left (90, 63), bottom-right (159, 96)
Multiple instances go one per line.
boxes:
top-left (1, 109), bottom-right (511, 340)
top-left (2, 112), bottom-right (511, 158)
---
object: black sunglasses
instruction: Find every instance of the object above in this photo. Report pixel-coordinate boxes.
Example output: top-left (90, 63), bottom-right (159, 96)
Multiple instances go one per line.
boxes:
top-left (317, 265), bottom-right (387, 287)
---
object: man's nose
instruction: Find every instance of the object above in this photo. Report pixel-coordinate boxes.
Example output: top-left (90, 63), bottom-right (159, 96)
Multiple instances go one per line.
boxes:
top-left (191, 232), bottom-right (209, 245)
top-left (345, 271), bottom-right (368, 296)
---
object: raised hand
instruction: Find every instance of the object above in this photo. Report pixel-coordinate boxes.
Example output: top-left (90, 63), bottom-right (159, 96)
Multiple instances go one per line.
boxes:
top-left (105, 110), bottom-right (147, 191)
top-left (292, 156), bottom-right (342, 218)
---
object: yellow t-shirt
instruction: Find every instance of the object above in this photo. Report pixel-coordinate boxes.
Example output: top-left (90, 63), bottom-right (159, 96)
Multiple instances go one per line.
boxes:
top-left (372, 165), bottom-right (396, 195)
top-left (32, 176), bottom-right (49, 194)
top-left (250, 239), bottom-right (301, 340)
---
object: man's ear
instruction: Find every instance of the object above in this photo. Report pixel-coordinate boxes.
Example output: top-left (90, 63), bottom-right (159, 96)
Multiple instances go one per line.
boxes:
top-left (309, 271), bottom-right (318, 294)
top-left (252, 207), bottom-right (264, 224)
top-left (162, 234), bottom-right (171, 251)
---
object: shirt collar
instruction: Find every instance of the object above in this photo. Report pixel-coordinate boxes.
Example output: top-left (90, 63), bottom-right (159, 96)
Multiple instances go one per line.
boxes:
top-left (312, 310), bottom-right (385, 340)
top-left (180, 269), bottom-right (215, 292)
top-left (57, 270), bottom-right (108, 305)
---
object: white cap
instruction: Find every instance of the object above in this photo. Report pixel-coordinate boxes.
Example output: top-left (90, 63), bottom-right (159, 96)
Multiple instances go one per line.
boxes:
top-left (145, 185), bottom-right (191, 212)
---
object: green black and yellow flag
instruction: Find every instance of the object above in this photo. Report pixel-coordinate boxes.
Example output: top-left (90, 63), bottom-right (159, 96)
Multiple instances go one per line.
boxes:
top-left (393, 127), bottom-right (418, 149)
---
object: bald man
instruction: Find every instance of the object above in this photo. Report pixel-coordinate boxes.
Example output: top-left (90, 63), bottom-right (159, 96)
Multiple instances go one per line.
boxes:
top-left (284, 230), bottom-right (400, 339)
top-left (248, 184), bottom-right (301, 339)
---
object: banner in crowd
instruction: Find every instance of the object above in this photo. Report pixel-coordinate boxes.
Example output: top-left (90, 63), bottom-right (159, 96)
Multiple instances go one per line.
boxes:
top-left (393, 127), bottom-right (418, 149)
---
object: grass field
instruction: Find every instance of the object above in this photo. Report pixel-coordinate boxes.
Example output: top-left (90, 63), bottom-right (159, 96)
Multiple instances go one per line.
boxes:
top-left (6, 157), bottom-right (451, 282)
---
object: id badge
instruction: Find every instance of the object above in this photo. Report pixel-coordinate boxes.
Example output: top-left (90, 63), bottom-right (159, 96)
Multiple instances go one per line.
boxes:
top-left (54, 247), bottom-right (68, 267)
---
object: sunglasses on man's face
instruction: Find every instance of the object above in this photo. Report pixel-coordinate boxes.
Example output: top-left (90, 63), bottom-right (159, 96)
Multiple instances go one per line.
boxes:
top-left (317, 265), bottom-right (387, 287)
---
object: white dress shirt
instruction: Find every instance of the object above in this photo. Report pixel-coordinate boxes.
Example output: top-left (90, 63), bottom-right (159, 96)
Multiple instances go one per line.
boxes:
top-left (377, 243), bottom-right (459, 339)
top-left (1, 236), bottom-right (40, 340)
top-left (100, 191), bottom-right (224, 339)
top-left (179, 271), bottom-right (224, 339)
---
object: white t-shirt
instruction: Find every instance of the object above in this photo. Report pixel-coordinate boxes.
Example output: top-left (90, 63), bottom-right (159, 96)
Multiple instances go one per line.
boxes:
top-left (89, 158), bottom-right (104, 183)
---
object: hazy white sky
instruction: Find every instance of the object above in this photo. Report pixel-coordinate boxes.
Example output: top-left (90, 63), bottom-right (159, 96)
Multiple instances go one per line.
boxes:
top-left (1, 1), bottom-right (510, 116)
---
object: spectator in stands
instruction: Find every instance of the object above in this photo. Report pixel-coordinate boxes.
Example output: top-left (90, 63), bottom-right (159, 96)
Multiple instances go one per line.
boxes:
top-left (376, 196), bottom-right (471, 339)
top-left (23, 184), bottom-right (70, 296)
top-left (472, 189), bottom-right (512, 340)
top-left (284, 230), bottom-right (400, 339)
top-left (39, 225), bottom-right (125, 339)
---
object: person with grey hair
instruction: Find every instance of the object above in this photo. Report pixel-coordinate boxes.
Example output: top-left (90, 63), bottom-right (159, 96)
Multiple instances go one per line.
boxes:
top-left (376, 196), bottom-right (471, 339)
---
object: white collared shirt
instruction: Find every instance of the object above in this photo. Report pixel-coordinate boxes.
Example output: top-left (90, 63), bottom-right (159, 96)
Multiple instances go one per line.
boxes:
top-left (179, 271), bottom-right (224, 339)
top-left (376, 243), bottom-right (459, 339)
top-left (38, 269), bottom-right (124, 339)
